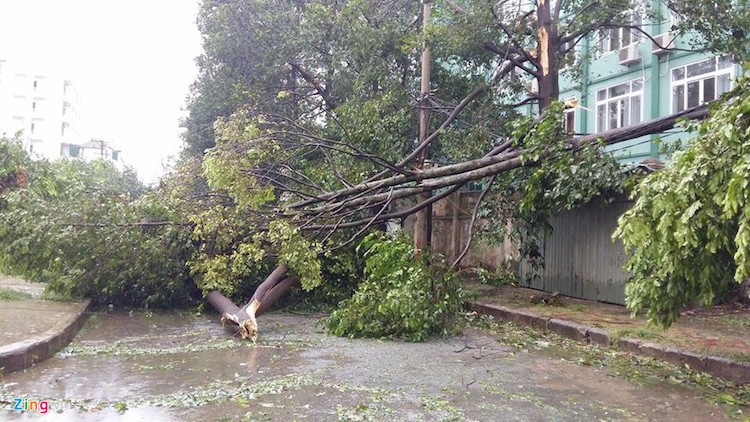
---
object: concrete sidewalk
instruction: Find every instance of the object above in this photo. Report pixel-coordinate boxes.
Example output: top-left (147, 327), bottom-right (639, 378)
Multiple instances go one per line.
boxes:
top-left (0, 276), bottom-right (44, 298)
top-left (471, 283), bottom-right (750, 384)
top-left (0, 276), bottom-right (90, 374)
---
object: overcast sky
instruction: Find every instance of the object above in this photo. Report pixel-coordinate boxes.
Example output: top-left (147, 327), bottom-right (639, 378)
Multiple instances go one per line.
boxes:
top-left (0, 0), bottom-right (203, 184)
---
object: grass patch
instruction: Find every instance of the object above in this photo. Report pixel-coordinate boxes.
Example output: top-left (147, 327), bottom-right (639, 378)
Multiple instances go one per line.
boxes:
top-left (722, 315), bottom-right (750, 328)
top-left (566, 304), bottom-right (590, 312)
top-left (609, 327), bottom-right (665, 344)
top-left (0, 287), bottom-right (32, 301)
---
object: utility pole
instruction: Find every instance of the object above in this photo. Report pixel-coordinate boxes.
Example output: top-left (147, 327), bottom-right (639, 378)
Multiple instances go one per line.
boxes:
top-left (413, 0), bottom-right (432, 251)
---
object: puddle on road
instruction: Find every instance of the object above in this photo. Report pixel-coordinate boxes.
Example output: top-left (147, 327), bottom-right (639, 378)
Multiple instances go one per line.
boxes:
top-left (0, 312), bottom-right (736, 421)
top-left (4, 312), bottom-right (310, 402)
top-left (523, 355), bottom-right (727, 421)
top-left (6, 344), bottom-right (294, 401)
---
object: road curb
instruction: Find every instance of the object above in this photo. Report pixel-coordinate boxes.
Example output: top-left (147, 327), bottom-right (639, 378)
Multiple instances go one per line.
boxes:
top-left (472, 302), bottom-right (750, 385)
top-left (0, 299), bottom-right (91, 374)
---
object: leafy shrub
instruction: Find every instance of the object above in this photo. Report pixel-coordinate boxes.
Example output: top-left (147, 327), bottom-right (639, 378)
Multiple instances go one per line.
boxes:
top-left (475, 261), bottom-right (518, 287)
top-left (615, 74), bottom-right (750, 327)
top-left (326, 233), bottom-right (467, 341)
top-left (0, 141), bottom-right (199, 308)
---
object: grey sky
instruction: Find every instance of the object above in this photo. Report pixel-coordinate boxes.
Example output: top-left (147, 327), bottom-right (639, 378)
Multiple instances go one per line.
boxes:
top-left (0, 0), bottom-right (203, 183)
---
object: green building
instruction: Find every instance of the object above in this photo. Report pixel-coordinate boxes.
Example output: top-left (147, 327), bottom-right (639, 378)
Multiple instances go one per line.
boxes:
top-left (516, 3), bottom-right (745, 304)
top-left (556, 3), bottom-right (741, 163)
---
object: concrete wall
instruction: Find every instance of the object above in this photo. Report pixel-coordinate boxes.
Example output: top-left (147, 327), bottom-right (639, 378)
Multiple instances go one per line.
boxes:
top-left (402, 190), bottom-right (518, 269)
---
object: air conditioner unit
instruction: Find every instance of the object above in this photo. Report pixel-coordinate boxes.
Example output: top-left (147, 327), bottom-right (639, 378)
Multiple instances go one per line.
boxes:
top-left (652, 32), bottom-right (674, 55)
top-left (618, 44), bottom-right (641, 66)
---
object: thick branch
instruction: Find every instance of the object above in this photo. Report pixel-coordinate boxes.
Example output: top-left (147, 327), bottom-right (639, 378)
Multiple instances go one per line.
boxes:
top-left (571, 103), bottom-right (709, 147)
top-left (290, 63), bottom-right (337, 110)
top-left (291, 103), bottom-right (711, 230)
top-left (295, 149), bottom-right (522, 214)
top-left (206, 264), bottom-right (297, 341)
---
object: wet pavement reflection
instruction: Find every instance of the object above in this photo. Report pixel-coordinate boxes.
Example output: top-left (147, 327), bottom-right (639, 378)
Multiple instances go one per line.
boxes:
top-left (0, 312), bottom-right (730, 421)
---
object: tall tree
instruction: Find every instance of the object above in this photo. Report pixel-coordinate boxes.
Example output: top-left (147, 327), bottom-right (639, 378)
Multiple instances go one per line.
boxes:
top-left (178, 0), bottom-right (748, 309)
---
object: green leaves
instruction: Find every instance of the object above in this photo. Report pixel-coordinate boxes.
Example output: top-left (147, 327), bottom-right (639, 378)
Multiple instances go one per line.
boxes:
top-left (268, 220), bottom-right (323, 290)
top-left (0, 142), bottom-right (197, 308)
top-left (615, 72), bottom-right (750, 328)
top-left (326, 233), bottom-right (467, 341)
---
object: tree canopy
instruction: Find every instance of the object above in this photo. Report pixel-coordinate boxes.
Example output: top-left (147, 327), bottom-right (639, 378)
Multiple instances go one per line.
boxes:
top-left (0, 146), bottom-right (197, 307)
top-left (0, 0), bottom-right (747, 337)
top-left (615, 73), bottom-right (750, 328)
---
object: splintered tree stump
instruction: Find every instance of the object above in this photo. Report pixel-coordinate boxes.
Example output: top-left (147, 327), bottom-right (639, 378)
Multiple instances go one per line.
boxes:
top-left (206, 264), bottom-right (300, 341)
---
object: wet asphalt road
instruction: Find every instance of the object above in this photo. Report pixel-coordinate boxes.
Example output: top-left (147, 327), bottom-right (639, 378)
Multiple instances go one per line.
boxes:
top-left (0, 312), bottom-right (729, 421)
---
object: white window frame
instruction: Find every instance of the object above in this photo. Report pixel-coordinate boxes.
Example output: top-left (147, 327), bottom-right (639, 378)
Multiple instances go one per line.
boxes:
top-left (562, 97), bottom-right (577, 135)
top-left (598, 7), bottom-right (644, 55)
top-left (560, 40), bottom-right (577, 71)
top-left (596, 78), bottom-right (643, 132)
top-left (671, 56), bottom-right (733, 113)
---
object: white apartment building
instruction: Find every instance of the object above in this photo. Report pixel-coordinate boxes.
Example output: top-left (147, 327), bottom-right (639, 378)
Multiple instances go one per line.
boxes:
top-left (60, 139), bottom-right (121, 162)
top-left (0, 57), bottom-right (93, 161)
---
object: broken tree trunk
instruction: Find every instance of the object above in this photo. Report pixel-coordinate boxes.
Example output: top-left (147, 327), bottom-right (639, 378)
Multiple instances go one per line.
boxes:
top-left (206, 264), bottom-right (300, 341)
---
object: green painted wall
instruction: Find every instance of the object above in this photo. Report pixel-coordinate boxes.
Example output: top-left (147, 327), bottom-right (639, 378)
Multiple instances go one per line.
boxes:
top-left (557, 2), bottom-right (744, 165)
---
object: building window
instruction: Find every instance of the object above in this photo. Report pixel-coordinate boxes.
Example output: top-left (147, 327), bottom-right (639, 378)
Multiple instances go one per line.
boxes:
top-left (596, 78), bottom-right (643, 132)
top-left (671, 56), bottom-right (733, 113)
top-left (33, 80), bottom-right (37, 90)
top-left (562, 98), bottom-right (577, 135)
top-left (560, 40), bottom-right (577, 70)
top-left (30, 123), bottom-right (35, 134)
top-left (599, 9), bottom-right (643, 54)
top-left (32, 101), bottom-right (36, 111)
top-left (564, 109), bottom-right (575, 135)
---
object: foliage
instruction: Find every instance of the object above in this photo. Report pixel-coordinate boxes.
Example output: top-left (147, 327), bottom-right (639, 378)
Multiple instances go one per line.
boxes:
top-left (0, 0), bottom-right (739, 321)
top-left (178, 0), bottom-right (735, 304)
top-left (0, 287), bottom-right (32, 301)
top-left (475, 262), bottom-right (518, 287)
top-left (0, 136), bottom-right (30, 195)
top-left (326, 233), bottom-right (467, 341)
top-left (615, 73), bottom-right (750, 328)
top-left (474, 104), bottom-right (626, 272)
top-left (0, 139), bottom-right (198, 308)
top-left (668, 0), bottom-right (750, 62)
top-left (188, 127), bottom-right (328, 298)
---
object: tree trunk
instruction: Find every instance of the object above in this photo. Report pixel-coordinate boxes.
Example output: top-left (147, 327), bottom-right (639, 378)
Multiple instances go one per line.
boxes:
top-left (206, 264), bottom-right (299, 341)
top-left (535, 0), bottom-right (559, 113)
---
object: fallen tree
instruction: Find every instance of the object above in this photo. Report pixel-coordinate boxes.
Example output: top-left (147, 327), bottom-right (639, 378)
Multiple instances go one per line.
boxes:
top-left (206, 264), bottom-right (300, 341)
top-left (1, 1), bottom-right (744, 340)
